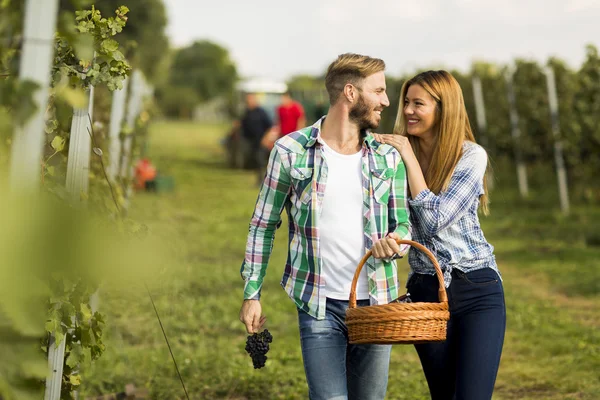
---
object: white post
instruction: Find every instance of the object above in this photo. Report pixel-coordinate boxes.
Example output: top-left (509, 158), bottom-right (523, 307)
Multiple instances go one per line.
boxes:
top-left (6, 1), bottom-right (65, 399)
top-left (472, 75), bottom-right (489, 148)
top-left (44, 334), bottom-right (67, 400)
top-left (543, 66), bottom-right (570, 215)
top-left (9, 0), bottom-right (59, 193)
top-left (108, 77), bottom-right (129, 181)
top-left (472, 75), bottom-right (494, 190)
top-left (120, 70), bottom-right (142, 179)
top-left (65, 85), bottom-right (94, 202)
top-left (504, 68), bottom-right (529, 198)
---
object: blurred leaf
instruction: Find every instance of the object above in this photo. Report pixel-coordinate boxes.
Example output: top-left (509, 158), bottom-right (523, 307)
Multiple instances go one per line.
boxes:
top-left (54, 86), bottom-right (87, 109)
top-left (51, 136), bottom-right (65, 152)
top-left (80, 303), bottom-right (92, 323)
top-left (66, 344), bottom-right (84, 368)
top-left (100, 38), bottom-right (118, 53)
top-left (69, 374), bottom-right (81, 386)
top-left (72, 32), bottom-right (94, 63)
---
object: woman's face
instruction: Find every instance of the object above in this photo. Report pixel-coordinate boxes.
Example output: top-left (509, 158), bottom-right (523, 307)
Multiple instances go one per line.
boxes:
top-left (404, 84), bottom-right (438, 139)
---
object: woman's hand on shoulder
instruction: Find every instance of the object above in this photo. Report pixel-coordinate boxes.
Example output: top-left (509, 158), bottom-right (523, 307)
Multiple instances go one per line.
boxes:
top-left (373, 133), bottom-right (413, 158)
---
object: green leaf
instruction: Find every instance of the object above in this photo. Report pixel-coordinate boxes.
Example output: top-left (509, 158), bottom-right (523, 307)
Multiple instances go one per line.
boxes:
top-left (80, 303), bottom-right (92, 323)
top-left (80, 327), bottom-right (97, 347)
top-left (45, 119), bottom-right (58, 134)
top-left (50, 136), bottom-right (65, 152)
top-left (66, 344), bottom-right (84, 368)
top-left (111, 50), bottom-right (125, 62)
top-left (100, 39), bottom-right (119, 53)
top-left (69, 374), bottom-right (81, 386)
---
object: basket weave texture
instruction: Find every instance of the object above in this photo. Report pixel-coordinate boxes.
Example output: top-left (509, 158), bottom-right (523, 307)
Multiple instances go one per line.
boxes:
top-left (345, 239), bottom-right (450, 345)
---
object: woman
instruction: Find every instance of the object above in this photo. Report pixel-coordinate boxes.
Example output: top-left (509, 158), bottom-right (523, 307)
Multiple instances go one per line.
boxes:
top-left (373, 70), bottom-right (505, 400)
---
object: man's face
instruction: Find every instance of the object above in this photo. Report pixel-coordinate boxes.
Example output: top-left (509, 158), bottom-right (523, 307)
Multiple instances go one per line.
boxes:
top-left (281, 93), bottom-right (292, 104)
top-left (245, 93), bottom-right (258, 109)
top-left (349, 71), bottom-right (390, 130)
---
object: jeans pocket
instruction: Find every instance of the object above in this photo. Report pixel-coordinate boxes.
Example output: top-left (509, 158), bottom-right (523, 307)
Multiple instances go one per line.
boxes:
top-left (456, 268), bottom-right (499, 287)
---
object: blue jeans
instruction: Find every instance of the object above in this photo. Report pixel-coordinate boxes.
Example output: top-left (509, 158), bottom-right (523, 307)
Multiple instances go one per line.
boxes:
top-left (297, 298), bottom-right (392, 400)
top-left (408, 268), bottom-right (506, 400)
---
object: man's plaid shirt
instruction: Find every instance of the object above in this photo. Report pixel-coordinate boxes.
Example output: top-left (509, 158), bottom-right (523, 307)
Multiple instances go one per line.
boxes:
top-left (240, 118), bottom-right (411, 320)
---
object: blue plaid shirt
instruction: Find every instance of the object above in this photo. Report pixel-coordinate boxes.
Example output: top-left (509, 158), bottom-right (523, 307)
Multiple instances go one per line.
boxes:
top-left (408, 141), bottom-right (499, 286)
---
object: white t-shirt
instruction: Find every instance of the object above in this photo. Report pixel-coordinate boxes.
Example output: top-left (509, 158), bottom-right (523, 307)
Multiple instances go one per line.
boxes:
top-left (320, 140), bottom-right (369, 300)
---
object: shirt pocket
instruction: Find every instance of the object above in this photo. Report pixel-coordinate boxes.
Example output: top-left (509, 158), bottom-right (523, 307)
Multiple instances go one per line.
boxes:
top-left (371, 167), bottom-right (394, 205)
top-left (290, 166), bottom-right (313, 204)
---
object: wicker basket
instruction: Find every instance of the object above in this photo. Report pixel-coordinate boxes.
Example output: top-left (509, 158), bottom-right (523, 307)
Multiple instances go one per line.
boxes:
top-left (345, 239), bottom-right (450, 345)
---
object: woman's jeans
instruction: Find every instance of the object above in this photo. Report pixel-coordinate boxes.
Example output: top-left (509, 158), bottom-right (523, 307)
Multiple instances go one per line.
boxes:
top-left (408, 268), bottom-right (506, 400)
top-left (297, 298), bottom-right (391, 400)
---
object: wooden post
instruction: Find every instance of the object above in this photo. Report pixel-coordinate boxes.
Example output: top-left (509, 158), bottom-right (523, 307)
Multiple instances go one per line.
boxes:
top-left (543, 66), bottom-right (570, 214)
top-left (65, 86), bottom-right (94, 202)
top-left (9, 0), bottom-right (59, 193)
top-left (504, 68), bottom-right (529, 198)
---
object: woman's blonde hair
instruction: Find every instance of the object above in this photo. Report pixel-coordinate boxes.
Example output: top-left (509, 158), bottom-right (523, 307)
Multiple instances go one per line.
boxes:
top-left (393, 70), bottom-right (490, 215)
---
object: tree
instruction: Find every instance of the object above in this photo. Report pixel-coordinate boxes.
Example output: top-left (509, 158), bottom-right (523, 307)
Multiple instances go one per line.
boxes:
top-left (156, 86), bottom-right (200, 119)
top-left (512, 59), bottom-right (553, 162)
top-left (546, 57), bottom-right (580, 173)
top-left (169, 40), bottom-right (238, 103)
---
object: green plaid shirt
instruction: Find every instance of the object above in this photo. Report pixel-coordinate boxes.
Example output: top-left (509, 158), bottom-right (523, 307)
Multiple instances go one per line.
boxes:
top-left (241, 118), bottom-right (411, 320)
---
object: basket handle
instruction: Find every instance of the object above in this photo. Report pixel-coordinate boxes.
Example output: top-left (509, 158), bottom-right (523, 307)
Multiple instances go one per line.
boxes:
top-left (348, 239), bottom-right (448, 308)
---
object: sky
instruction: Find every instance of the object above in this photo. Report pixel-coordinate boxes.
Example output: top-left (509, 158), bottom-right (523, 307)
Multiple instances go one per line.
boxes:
top-left (164, 0), bottom-right (600, 81)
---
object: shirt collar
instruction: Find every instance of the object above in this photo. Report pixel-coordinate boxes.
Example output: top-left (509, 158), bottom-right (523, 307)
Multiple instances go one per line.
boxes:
top-left (307, 116), bottom-right (380, 152)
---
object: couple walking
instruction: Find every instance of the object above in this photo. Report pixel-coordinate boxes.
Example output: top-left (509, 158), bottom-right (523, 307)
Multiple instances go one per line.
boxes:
top-left (239, 53), bottom-right (505, 400)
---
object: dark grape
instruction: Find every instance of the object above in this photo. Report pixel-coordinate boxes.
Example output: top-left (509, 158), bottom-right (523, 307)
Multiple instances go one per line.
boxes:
top-left (244, 329), bottom-right (272, 369)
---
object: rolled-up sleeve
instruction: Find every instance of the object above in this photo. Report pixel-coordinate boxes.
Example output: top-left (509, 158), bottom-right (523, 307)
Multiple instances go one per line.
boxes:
top-left (240, 147), bottom-right (291, 300)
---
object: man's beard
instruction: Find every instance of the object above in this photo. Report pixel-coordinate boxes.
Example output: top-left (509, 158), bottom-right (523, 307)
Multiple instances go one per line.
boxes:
top-left (349, 94), bottom-right (379, 130)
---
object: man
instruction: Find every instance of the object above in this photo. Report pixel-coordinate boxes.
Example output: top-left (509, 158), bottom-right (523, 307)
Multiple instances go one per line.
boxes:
top-left (276, 91), bottom-right (306, 137)
top-left (239, 53), bottom-right (411, 400)
top-left (239, 92), bottom-right (273, 183)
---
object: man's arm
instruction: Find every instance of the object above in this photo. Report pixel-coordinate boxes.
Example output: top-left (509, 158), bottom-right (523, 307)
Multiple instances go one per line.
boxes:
top-left (239, 147), bottom-right (291, 332)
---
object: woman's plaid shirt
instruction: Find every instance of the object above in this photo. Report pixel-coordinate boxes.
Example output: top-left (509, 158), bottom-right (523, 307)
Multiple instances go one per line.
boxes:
top-left (240, 118), bottom-right (411, 320)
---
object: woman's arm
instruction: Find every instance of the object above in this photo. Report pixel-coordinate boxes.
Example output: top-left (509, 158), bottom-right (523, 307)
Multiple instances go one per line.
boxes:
top-left (372, 134), bottom-right (427, 198)
top-left (374, 134), bottom-right (487, 236)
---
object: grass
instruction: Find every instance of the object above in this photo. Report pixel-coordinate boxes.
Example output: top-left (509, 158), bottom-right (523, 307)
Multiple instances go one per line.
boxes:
top-left (81, 120), bottom-right (599, 399)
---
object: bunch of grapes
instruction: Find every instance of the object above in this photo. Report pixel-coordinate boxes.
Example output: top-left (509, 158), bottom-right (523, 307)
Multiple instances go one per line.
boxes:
top-left (244, 329), bottom-right (273, 369)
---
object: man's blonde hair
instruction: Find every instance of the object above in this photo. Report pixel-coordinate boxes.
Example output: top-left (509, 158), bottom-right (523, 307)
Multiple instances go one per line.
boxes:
top-left (325, 53), bottom-right (386, 105)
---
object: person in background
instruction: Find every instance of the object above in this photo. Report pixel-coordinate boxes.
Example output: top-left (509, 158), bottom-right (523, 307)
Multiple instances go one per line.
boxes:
top-left (276, 91), bottom-right (305, 138)
top-left (374, 70), bottom-right (505, 400)
top-left (240, 92), bottom-right (273, 184)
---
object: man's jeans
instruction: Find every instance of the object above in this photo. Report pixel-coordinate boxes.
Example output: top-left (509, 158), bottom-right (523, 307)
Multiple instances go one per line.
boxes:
top-left (297, 298), bottom-right (391, 400)
top-left (408, 268), bottom-right (506, 400)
